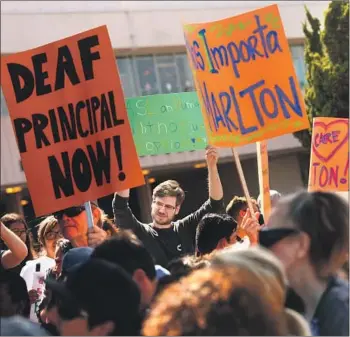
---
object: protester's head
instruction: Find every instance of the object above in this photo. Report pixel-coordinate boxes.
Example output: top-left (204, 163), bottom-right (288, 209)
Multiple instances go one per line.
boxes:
top-left (1, 316), bottom-right (50, 336)
top-left (167, 255), bottom-right (211, 277)
top-left (156, 255), bottom-right (211, 296)
top-left (0, 213), bottom-right (36, 261)
top-left (212, 246), bottom-right (288, 302)
top-left (46, 258), bottom-right (141, 336)
top-left (54, 202), bottom-right (103, 247)
top-left (259, 191), bottom-right (349, 282)
top-left (258, 190), bottom-right (282, 209)
top-left (195, 213), bottom-right (237, 257)
top-left (0, 271), bottom-right (30, 318)
top-left (226, 196), bottom-right (260, 226)
top-left (61, 247), bottom-right (94, 278)
top-left (37, 216), bottom-right (63, 258)
top-left (91, 230), bottom-right (156, 308)
top-left (143, 263), bottom-right (289, 336)
top-left (53, 238), bottom-right (73, 278)
top-left (151, 180), bottom-right (185, 226)
top-left (102, 217), bottom-right (119, 237)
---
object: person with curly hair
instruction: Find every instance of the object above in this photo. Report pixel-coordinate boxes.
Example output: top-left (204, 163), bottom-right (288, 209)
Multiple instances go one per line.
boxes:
top-left (143, 246), bottom-right (309, 336)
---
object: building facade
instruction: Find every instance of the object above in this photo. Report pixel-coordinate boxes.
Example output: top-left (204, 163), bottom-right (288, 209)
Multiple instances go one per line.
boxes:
top-left (1, 1), bottom-right (330, 220)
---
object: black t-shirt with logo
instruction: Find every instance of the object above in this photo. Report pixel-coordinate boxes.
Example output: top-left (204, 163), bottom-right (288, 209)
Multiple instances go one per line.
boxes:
top-left (113, 195), bottom-right (225, 267)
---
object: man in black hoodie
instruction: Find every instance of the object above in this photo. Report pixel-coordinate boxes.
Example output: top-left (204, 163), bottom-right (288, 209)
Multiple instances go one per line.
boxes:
top-left (113, 146), bottom-right (224, 267)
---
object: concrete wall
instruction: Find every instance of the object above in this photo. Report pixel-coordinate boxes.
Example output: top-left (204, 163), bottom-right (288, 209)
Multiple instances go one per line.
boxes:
top-left (146, 153), bottom-right (304, 220)
top-left (1, 1), bottom-right (330, 53)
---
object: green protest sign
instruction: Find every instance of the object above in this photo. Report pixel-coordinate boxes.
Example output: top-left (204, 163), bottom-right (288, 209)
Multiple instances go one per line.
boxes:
top-left (126, 92), bottom-right (207, 156)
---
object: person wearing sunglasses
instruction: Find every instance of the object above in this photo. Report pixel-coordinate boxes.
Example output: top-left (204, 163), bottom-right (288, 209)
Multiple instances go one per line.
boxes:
top-left (54, 202), bottom-right (109, 248)
top-left (0, 213), bottom-right (36, 274)
top-left (113, 146), bottom-right (224, 267)
top-left (259, 191), bottom-right (349, 336)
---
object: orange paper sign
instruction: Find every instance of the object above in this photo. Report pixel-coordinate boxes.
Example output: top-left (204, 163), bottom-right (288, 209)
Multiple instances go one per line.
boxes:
top-left (1, 26), bottom-right (145, 216)
top-left (183, 5), bottom-right (309, 147)
top-left (308, 118), bottom-right (349, 192)
top-left (257, 141), bottom-right (271, 220)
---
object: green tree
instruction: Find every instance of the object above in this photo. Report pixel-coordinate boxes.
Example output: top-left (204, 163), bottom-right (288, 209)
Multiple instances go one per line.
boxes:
top-left (293, 1), bottom-right (349, 182)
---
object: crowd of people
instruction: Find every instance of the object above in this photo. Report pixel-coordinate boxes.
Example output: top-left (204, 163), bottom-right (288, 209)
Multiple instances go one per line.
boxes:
top-left (0, 146), bottom-right (349, 336)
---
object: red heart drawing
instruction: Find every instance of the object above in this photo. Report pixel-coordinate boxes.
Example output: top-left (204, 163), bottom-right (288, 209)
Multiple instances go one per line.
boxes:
top-left (312, 119), bottom-right (349, 163)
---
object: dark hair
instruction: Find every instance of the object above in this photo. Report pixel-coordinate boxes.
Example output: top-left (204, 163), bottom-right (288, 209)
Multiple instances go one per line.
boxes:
top-left (226, 196), bottom-right (258, 220)
top-left (102, 217), bottom-right (119, 236)
top-left (156, 255), bottom-right (210, 296)
top-left (152, 180), bottom-right (185, 206)
top-left (55, 238), bottom-right (73, 256)
top-left (91, 230), bottom-right (156, 280)
top-left (0, 213), bottom-right (36, 261)
top-left (167, 255), bottom-right (210, 278)
top-left (195, 213), bottom-right (237, 256)
top-left (143, 266), bottom-right (287, 336)
top-left (282, 191), bottom-right (349, 277)
top-left (59, 259), bottom-right (141, 336)
top-left (0, 271), bottom-right (30, 318)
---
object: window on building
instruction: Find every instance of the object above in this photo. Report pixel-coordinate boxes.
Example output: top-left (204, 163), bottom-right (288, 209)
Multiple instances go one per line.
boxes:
top-left (154, 54), bottom-right (181, 94)
top-left (116, 58), bottom-right (137, 98)
top-left (175, 54), bottom-right (194, 92)
top-left (134, 56), bottom-right (159, 96)
top-left (290, 45), bottom-right (306, 90)
top-left (116, 46), bottom-right (306, 98)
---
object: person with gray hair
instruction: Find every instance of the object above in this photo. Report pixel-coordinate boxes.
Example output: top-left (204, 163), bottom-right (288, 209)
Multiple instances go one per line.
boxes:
top-left (257, 190), bottom-right (282, 210)
top-left (212, 246), bottom-right (311, 336)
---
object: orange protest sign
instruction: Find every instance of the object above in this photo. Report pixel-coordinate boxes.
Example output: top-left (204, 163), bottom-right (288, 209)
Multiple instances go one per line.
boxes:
top-left (183, 5), bottom-right (309, 147)
top-left (1, 26), bottom-right (145, 216)
top-left (308, 118), bottom-right (349, 192)
top-left (256, 141), bottom-right (271, 220)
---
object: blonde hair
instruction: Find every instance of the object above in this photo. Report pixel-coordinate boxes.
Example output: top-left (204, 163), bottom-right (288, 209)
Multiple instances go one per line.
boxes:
top-left (212, 246), bottom-right (311, 336)
top-left (37, 216), bottom-right (58, 247)
top-left (284, 308), bottom-right (312, 336)
top-left (212, 246), bottom-right (288, 294)
top-left (143, 264), bottom-right (287, 336)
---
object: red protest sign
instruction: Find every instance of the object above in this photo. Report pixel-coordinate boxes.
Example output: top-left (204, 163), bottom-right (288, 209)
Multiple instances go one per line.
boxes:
top-left (1, 26), bottom-right (145, 216)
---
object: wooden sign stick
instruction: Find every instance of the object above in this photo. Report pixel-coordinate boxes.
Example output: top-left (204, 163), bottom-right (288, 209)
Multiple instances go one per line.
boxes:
top-left (231, 148), bottom-right (255, 216)
top-left (256, 140), bottom-right (271, 221)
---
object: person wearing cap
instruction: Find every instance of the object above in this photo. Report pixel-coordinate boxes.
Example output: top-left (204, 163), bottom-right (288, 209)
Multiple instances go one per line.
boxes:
top-left (91, 230), bottom-right (159, 310)
top-left (38, 247), bottom-right (94, 331)
top-left (1, 315), bottom-right (49, 336)
top-left (46, 258), bottom-right (142, 336)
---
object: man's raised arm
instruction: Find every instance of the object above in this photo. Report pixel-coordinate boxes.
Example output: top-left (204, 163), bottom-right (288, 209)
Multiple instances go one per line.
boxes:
top-left (113, 189), bottom-right (141, 232)
top-left (177, 146), bottom-right (225, 234)
top-left (206, 146), bottom-right (224, 202)
top-left (1, 221), bottom-right (28, 269)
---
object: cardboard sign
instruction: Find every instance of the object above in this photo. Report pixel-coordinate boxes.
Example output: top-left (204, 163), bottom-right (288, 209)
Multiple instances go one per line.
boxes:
top-left (183, 4), bottom-right (309, 147)
top-left (127, 92), bottom-right (207, 156)
top-left (256, 141), bottom-right (271, 220)
top-left (308, 117), bottom-right (349, 192)
top-left (1, 26), bottom-right (145, 216)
